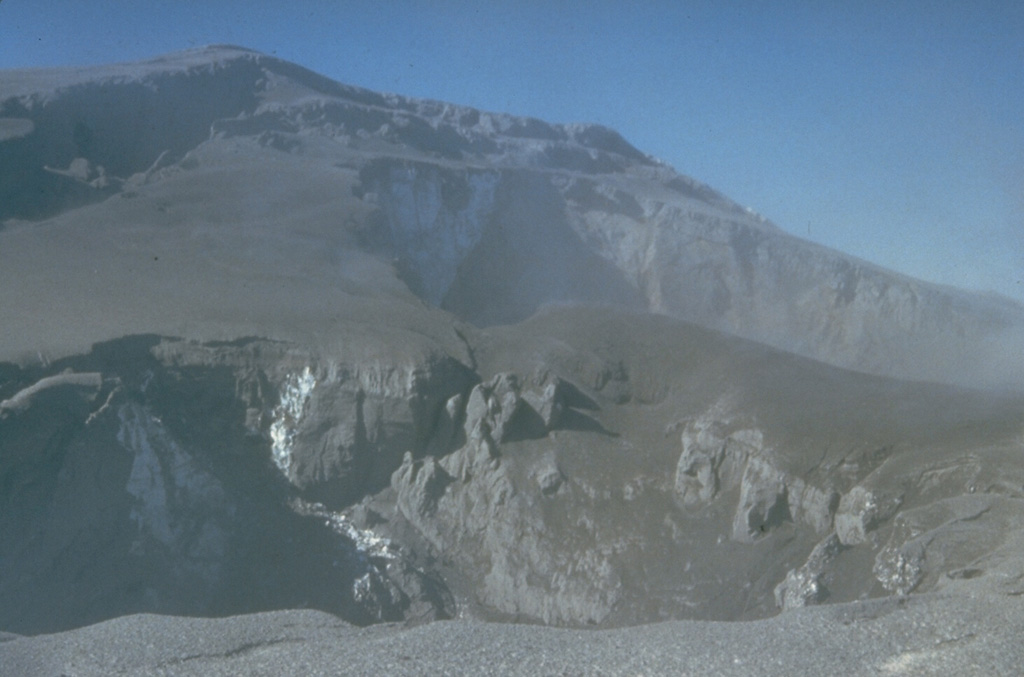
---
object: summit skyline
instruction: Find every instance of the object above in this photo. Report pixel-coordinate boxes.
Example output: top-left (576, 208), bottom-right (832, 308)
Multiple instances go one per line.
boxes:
top-left (1, 1), bottom-right (1022, 302)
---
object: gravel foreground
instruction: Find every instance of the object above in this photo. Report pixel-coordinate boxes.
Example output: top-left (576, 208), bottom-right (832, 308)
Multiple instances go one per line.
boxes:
top-left (3, 592), bottom-right (1021, 676)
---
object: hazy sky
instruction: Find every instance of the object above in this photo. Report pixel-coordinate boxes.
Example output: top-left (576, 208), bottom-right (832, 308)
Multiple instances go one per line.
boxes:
top-left (2, 1), bottom-right (1022, 302)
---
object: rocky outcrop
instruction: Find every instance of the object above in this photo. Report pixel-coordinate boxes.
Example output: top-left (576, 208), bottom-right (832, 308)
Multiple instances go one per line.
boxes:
top-left (674, 417), bottom-right (759, 506)
top-left (774, 533), bottom-right (843, 610)
top-left (462, 373), bottom-right (546, 443)
top-left (0, 340), bottom-right (610, 632)
top-left (391, 438), bottom-right (623, 626)
top-left (260, 356), bottom-right (477, 507)
top-left (673, 413), bottom-right (837, 541)
top-left (385, 371), bottom-right (628, 626)
top-left (732, 456), bottom-right (792, 542)
top-left (522, 378), bottom-right (568, 431)
top-left (835, 485), bottom-right (903, 546)
top-left (871, 495), bottom-right (1015, 597)
top-left (4, 316), bottom-right (1024, 634)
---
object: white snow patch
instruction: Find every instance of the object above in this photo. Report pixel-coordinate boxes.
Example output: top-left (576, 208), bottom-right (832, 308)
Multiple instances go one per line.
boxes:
top-left (269, 367), bottom-right (316, 475)
top-left (294, 499), bottom-right (397, 561)
top-left (352, 572), bottom-right (375, 603)
top-left (322, 510), bottom-right (397, 561)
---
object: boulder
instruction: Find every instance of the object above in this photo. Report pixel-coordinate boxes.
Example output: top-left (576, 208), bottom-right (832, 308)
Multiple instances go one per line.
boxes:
top-left (463, 373), bottom-right (545, 444)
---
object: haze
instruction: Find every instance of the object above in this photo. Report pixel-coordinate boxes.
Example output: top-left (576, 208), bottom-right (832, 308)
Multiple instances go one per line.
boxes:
top-left (1, 1), bottom-right (1021, 303)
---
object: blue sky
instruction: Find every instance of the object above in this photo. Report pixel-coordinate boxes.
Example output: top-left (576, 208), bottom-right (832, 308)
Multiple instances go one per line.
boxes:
top-left (2, 1), bottom-right (1022, 302)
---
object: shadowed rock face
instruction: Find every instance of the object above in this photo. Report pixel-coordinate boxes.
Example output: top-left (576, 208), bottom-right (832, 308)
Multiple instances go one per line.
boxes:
top-left (3, 47), bottom-right (1024, 635)
top-left (0, 337), bottom-right (460, 633)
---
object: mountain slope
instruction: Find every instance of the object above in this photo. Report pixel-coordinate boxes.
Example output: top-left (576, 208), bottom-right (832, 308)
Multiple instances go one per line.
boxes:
top-left (2, 45), bottom-right (1022, 386)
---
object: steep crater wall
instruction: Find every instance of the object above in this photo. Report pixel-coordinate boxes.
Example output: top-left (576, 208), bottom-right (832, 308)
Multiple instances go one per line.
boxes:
top-left (0, 336), bottom-right (464, 634)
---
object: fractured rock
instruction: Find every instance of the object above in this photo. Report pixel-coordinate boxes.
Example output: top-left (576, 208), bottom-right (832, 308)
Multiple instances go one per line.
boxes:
top-left (393, 452), bottom-right (453, 522)
top-left (674, 418), bottom-right (759, 506)
top-left (275, 358), bottom-right (474, 507)
top-left (673, 415), bottom-right (837, 541)
top-left (674, 426), bottom-right (726, 506)
top-left (116, 399), bottom-right (233, 582)
top-left (463, 373), bottom-right (545, 444)
top-left (733, 456), bottom-right (791, 542)
top-left (425, 392), bottom-right (466, 455)
top-left (390, 430), bottom-right (622, 625)
top-left (835, 485), bottom-right (903, 546)
top-left (786, 476), bottom-right (839, 536)
top-left (774, 533), bottom-right (842, 610)
top-left (535, 463), bottom-right (566, 496)
top-left (521, 377), bottom-right (568, 431)
top-left (873, 495), bottom-right (1003, 597)
top-left (874, 540), bottom-right (925, 597)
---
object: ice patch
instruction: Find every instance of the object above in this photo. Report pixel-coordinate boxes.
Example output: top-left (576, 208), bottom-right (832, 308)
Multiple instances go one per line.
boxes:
top-left (295, 498), bottom-right (397, 561)
top-left (292, 499), bottom-right (400, 611)
top-left (352, 572), bottom-right (375, 603)
top-left (322, 510), bottom-right (397, 562)
top-left (269, 367), bottom-right (316, 475)
top-left (326, 511), bottom-right (401, 611)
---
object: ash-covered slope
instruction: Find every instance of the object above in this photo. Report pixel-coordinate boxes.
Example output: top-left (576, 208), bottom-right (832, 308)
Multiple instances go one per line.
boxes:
top-left (3, 46), bottom-right (1024, 646)
top-left (2, 45), bottom-right (1022, 386)
top-left (8, 595), bottom-right (1024, 677)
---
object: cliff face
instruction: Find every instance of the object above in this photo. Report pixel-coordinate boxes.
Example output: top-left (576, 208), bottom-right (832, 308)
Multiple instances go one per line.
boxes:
top-left (0, 336), bottom-right (461, 633)
top-left (3, 47), bottom-right (1024, 635)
